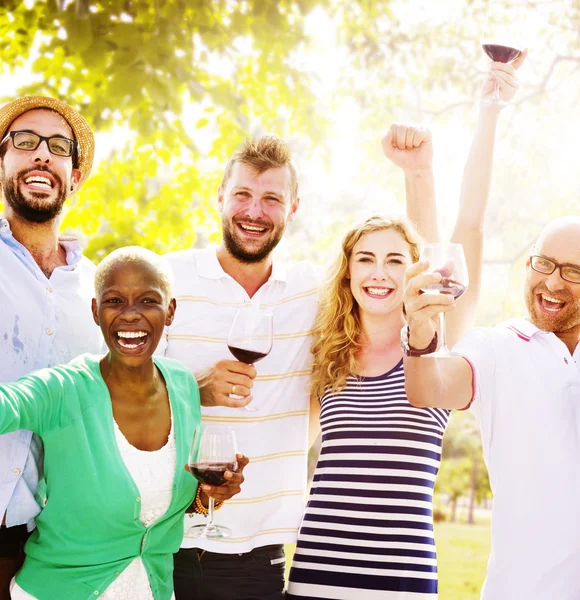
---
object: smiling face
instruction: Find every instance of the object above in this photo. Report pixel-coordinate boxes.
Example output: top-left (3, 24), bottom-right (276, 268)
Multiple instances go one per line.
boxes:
top-left (92, 260), bottom-right (176, 368)
top-left (0, 109), bottom-right (81, 223)
top-left (348, 228), bottom-right (413, 318)
top-left (218, 162), bottom-right (299, 264)
top-left (524, 220), bottom-right (580, 336)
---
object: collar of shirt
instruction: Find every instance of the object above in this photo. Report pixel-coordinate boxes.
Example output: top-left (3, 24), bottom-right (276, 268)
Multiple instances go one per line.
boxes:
top-left (505, 316), bottom-right (580, 360)
top-left (196, 245), bottom-right (287, 284)
top-left (0, 218), bottom-right (84, 274)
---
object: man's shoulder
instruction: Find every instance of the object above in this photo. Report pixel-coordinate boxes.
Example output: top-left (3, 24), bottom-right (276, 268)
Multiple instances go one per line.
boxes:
top-left (282, 259), bottom-right (323, 288)
top-left (455, 317), bottom-right (533, 354)
top-left (163, 248), bottom-right (202, 283)
top-left (495, 317), bottom-right (538, 342)
top-left (164, 248), bottom-right (208, 276)
top-left (164, 248), bottom-right (199, 263)
top-left (77, 254), bottom-right (96, 272)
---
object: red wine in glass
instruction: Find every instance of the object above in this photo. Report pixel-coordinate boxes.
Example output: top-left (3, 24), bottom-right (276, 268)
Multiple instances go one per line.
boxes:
top-left (186, 424), bottom-right (238, 540)
top-left (481, 43), bottom-right (522, 104)
top-left (227, 347), bottom-right (269, 364)
top-left (227, 306), bottom-right (273, 411)
top-left (189, 461), bottom-right (237, 486)
top-left (482, 44), bottom-right (521, 63)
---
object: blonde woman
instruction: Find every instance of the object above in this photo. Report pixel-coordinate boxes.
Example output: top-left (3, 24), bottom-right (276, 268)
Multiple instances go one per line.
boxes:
top-left (287, 56), bottom-right (525, 599)
top-left (287, 216), bottom-right (448, 598)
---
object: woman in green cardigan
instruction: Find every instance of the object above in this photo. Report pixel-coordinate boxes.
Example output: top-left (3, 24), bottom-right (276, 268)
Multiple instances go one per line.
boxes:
top-left (2, 247), bottom-right (247, 600)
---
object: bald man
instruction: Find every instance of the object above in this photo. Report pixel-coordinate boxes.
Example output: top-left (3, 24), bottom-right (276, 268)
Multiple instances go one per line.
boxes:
top-left (402, 216), bottom-right (580, 600)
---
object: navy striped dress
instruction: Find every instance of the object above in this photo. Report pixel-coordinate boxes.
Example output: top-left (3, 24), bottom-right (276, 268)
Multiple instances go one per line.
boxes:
top-left (287, 361), bottom-right (449, 599)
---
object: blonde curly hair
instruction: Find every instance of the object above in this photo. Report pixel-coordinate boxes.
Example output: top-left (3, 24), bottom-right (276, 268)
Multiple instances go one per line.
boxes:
top-left (310, 215), bottom-right (422, 400)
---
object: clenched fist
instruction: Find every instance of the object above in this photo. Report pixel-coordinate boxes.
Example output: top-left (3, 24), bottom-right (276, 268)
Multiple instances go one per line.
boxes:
top-left (382, 124), bottom-right (433, 172)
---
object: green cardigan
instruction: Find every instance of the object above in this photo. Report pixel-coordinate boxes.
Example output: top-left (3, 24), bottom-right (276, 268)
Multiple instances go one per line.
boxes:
top-left (0, 354), bottom-right (200, 600)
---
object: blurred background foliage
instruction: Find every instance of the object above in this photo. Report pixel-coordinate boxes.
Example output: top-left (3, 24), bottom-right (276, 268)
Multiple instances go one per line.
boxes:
top-left (2, 2), bottom-right (580, 597)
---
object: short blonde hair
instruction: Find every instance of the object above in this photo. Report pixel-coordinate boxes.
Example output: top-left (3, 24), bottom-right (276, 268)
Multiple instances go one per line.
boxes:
top-left (94, 246), bottom-right (173, 300)
top-left (221, 136), bottom-right (298, 200)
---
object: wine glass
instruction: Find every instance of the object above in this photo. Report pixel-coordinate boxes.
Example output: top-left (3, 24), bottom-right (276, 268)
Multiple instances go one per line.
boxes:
top-left (227, 304), bottom-right (273, 412)
top-left (420, 243), bottom-right (469, 358)
top-left (187, 424), bottom-right (238, 539)
top-left (480, 19), bottom-right (523, 106)
top-left (481, 42), bottom-right (522, 105)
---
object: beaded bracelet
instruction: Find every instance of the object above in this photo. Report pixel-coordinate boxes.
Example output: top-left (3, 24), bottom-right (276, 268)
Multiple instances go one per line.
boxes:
top-left (193, 485), bottom-right (224, 515)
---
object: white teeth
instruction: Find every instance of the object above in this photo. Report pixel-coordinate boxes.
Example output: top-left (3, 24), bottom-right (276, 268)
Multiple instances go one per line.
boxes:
top-left (239, 223), bottom-right (266, 232)
top-left (25, 176), bottom-right (52, 188)
top-left (117, 331), bottom-right (147, 339)
top-left (366, 287), bottom-right (391, 296)
top-left (541, 294), bottom-right (564, 305)
top-left (118, 339), bottom-right (142, 349)
top-left (117, 331), bottom-right (147, 350)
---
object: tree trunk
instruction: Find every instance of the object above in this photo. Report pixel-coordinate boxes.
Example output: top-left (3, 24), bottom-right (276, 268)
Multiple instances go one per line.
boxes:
top-left (450, 497), bottom-right (458, 522)
top-left (468, 457), bottom-right (478, 525)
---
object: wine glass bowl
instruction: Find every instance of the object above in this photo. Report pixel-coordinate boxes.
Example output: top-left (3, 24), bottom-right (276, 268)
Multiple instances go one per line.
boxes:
top-left (187, 424), bottom-right (238, 539)
top-left (482, 44), bottom-right (522, 64)
top-left (227, 305), bottom-right (273, 411)
top-left (420, 243), bottom-right (469, 358)
top-left (422, 262), bottom-right (467, 300)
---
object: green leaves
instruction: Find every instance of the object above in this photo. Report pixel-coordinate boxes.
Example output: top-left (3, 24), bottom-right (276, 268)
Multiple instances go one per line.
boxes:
top-left (0, 0), bottom-right (336, 259)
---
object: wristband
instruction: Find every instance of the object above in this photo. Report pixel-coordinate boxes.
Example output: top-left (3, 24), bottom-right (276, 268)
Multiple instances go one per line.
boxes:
top-left (400, 325), bottom-right (438, 357)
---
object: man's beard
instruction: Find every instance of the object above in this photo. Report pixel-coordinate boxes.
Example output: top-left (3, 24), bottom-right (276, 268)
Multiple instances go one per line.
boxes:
top-left (222, 217), bottom-right (285, 264)
top-left (525, 284), bottom-right (580, 333)
top-left (2, 167), bottom-right (67, 224)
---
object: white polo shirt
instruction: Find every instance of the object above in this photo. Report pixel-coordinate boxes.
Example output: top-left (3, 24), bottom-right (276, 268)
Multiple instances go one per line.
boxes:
top-left (454, 317), bottom-right (580, 600)
top-left (163, 247), bottom-right (321, 553)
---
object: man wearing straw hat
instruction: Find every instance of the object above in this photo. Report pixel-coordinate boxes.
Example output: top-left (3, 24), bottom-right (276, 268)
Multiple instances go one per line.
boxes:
top-left (0, 96), bottom-right (101, 599)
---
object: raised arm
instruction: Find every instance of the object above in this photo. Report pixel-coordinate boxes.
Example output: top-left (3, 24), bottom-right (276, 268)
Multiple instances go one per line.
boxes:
top-left (382, 124), bottom-right (438, 243)
top-left (446, 51), bottom-right (527, 344)
top-left (401, 260), bottom-right (473, 409)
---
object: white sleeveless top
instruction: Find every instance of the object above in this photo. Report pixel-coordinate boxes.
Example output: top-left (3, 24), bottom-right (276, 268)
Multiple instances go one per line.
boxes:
top-left (12, 412), bottom-right (177, 600)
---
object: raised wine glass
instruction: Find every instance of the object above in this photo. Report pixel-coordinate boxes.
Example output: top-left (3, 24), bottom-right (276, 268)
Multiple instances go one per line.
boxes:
top-left (481, 27), bottom-right (522, 106)
top-left (187, 424), bottom-right (238, 539)
top-left (227, 304), bottom-right (273, 412)
top-left (420, 243), bottom-right (469, 358)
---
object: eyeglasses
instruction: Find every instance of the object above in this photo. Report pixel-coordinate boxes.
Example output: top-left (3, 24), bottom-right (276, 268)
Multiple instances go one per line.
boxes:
top-left (0, 131), bottom-right (76, 158)
top-left (530, 255), bottom-right (580, 284)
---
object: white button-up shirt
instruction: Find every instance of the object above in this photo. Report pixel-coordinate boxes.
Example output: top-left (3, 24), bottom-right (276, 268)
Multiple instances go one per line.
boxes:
top-left (162, 247), bottom-right (321, 553)
top-left (455, 317), bottom-right (580, 600)
top-left (0, 219), bottom-right (102, 529)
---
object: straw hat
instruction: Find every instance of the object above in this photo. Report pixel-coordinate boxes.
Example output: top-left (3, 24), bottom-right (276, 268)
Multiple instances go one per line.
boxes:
top-left (0, 96), bottom-right (94, 191)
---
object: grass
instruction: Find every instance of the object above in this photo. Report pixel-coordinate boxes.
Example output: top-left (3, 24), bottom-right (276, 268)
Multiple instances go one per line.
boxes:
top-left (285, 517), bottom-right (491, 600)
top-left (435, 520), bottom-right (491, 600)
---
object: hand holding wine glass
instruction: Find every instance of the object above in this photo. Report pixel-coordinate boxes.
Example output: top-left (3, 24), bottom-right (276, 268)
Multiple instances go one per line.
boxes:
top-left (227, 305), bottom-right (273, 411)
top-left (419, 243), bottom-right (469, 358)
top-left (480, 31), bottom-right (527, 106)
top-left (186, 424), bottom-right (247, 539)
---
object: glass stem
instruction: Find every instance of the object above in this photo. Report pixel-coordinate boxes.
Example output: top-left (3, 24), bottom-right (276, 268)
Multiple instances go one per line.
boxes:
top-left (493, 80), bottom-right (501, 102)
top-left (207, 497), bottom-right (215, 528)
top-left (438, 312), bottom-right (448, 352)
